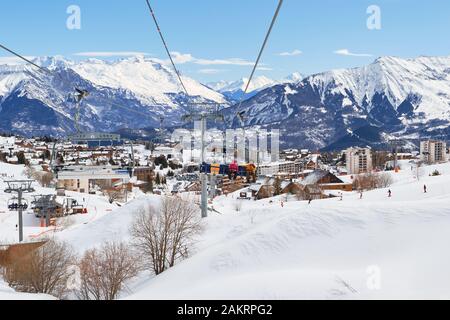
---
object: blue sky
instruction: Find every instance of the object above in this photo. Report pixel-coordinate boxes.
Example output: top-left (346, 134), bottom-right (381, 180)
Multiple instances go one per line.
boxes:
top-left (1, 0), bottom-right (450, 82)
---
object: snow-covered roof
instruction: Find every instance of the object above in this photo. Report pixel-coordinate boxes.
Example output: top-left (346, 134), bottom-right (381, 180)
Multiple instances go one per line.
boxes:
top-left (301, 170), bottom-right (340, 186)
top-left (249, 184), bottom-right (263, 192)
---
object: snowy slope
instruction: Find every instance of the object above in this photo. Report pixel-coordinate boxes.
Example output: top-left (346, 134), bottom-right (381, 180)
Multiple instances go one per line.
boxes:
top-left (5, 160), bottom-right (448, 299)
top-left (0, 279), bottom-right (55, 300)
top-left (208, 74), bottom-right (303, 103)
top-left (0, 64), bottom-right (30, 97)
top-left (209, 76), bottom-right (276, 94)
top-left (56, 195), bottom-right (160, 254)
top-left (307, 56), bottom-right (450, 120)
top-left (0, 162), bottom-right (118, 244)
top-left (284, 72), bottom-right (303, 84)
top-left (124, 162), bottom-right (450, 299)
top-left (73, 56), bottom-right (225, 106)
top-left (207, 76), bottom-right (277, 103)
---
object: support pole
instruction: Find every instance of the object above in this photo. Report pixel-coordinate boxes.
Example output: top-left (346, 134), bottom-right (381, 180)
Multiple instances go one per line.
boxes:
top-left (182, 106), bottom-right (224, 219)
top-left (5, 180), bottom-right (35, 243)
top-left (18, 189), bottom-right (23, 242)
top-left (200, 116), bottom-right (208, 218)
top-left (45, 207), bottom-right (50, 228)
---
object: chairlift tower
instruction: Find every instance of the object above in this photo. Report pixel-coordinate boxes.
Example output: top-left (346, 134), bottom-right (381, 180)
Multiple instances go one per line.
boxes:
top-left (183, 106), bottom-right (224, 218)
top-left (4, 180), bottom-right (35, 242)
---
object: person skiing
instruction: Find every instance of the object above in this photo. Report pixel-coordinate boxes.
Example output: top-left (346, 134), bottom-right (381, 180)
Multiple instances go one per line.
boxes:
top-left (388, 189), bottom-right (392, 197)
top-left (359, 191), bottom-right (363, 199)
top-left (424, 184), bottom-right (427, 193)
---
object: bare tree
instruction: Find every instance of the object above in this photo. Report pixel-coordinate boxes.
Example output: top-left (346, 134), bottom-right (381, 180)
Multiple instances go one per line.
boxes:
top-left (352, 172), bottom-right (393, 191)
top-left (77, 242), bottom-right (141, 300)
top-left (104, 189), bottom-right (122, 204)
top-left (296, 188), bottom-right (306, 201)
top-left (377, 173), bottom-right (394, 188)
top-left (26, 167), bottom-right (54, 187)
top-left (130, 196), bottom-right (203, 275)
top-left (2, 240), bottom-right (75, 299)
top-left (40, 172), bottom-right (54, 187)
top-left (273, 177), bottom-right (282, 196)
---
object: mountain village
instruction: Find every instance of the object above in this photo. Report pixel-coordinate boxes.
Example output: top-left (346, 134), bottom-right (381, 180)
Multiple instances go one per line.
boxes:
top-left (1, 133), bottom-right (448, 225)
top-left (1, 130), bottom-right (450, 300)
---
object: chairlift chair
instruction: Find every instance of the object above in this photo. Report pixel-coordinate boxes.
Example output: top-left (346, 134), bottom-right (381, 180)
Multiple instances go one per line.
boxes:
top-left (7, 198), bottom-right (29, 211)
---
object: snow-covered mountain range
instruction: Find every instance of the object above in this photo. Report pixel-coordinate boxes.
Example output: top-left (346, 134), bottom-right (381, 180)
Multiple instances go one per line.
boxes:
top-left (207, 73), bottom-right (303, 103)
top-left (0, 56), bottom-right (227, 137)
top-left (1, 54), bottom-right (450, 149)
top-left (225, 56), bottom-right (450, 149)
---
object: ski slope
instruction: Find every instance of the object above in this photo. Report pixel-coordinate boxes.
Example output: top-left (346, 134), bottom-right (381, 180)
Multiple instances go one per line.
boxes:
top-left (1, 161), bottom-right (450, 299)
top-left (126, 162), bottom-right (450, 299)
top-left (0, 279), bottom-right (55, 300)
top-left (0, 162), bottom-right (118, 244)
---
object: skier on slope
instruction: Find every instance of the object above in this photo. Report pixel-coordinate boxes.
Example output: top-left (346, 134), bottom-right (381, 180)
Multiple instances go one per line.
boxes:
top-left (388, 189), bottom-right (392, 197)
top-left (424, 184), bottom-right (427, 193)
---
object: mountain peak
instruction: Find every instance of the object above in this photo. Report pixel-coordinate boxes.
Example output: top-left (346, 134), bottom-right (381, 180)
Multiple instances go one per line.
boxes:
top-left (32, 56), bottom-right (72, 70)
top-left (284, 72), bottom-right (303, 83)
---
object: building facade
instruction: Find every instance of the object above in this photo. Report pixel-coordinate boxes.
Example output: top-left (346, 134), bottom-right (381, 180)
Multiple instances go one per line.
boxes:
top-left (345, 147), bottom-right (373, 174)
top-left (57, 166), bottom-right (131, 193)
top-left (420, 140), bottom-right (447, 163)
top-left (257, 161), bottom-right (297, 176)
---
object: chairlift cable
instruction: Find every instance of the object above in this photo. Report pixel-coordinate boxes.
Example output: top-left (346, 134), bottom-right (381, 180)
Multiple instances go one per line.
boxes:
top-left (0, 45), bottom-right (158, 124)
top-left (0, 44), bottom-right (54, 77)
top-left (0, 44), bottom-right (90, 135)
top-left (0, 43), bottom-right (161, 124)
top-left (144, 0), bottom-right (190, 97)
top-left (236, 0), bottom-right (284, 113)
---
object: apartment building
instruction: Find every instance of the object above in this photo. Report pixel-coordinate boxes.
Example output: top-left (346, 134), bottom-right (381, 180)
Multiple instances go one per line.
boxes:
top-left (345, 147), bottom-right (373, 174)
top-left (257, 161), bottom-right (297, 176)
top-left (57, 166), bottom-right (131, 193)
top-left (420, 140), bottom-right (448, 163)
